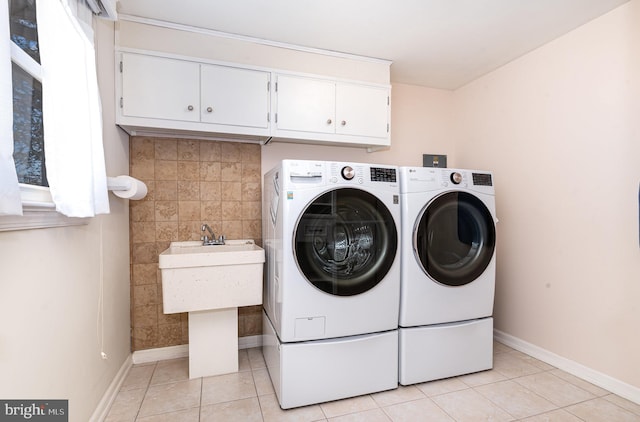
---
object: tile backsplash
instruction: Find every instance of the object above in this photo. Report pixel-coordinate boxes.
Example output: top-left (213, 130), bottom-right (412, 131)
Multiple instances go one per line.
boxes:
top-left (129, 136), bottom-right (262, 351)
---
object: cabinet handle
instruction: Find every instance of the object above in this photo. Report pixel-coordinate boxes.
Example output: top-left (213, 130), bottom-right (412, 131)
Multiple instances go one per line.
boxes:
top-left (206, 107), bottom-right (213, 113)
top-left (187, 105), bottom-right (194, 111)
top-left (341, 120), bottom-right (347, 126)
top-left (326, 119), bottom-right (332, 125)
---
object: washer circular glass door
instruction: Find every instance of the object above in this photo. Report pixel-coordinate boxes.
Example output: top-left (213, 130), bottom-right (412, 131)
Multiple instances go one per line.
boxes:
top-left (415, 191), bottom-right (495, 286)
top-left (294, 188), bottom-right (398, 296)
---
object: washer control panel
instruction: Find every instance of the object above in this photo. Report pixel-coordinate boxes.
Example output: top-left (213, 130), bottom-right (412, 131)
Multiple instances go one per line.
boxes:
top-left (327, 162), bottom-right (398, 186)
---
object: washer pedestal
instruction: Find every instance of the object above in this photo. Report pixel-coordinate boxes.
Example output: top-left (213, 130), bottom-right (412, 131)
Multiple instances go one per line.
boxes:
top-left (263, 312), bottom-right (398, 409)
top-left (399, 317), bottom-right (493, 385)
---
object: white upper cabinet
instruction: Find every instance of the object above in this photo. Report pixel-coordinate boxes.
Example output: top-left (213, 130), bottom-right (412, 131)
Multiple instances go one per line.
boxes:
top-left (274, 74), bottom-right (390, 147)
top-left (335, 83), bottom-right (389, 139)
top-left (116, 51), bottom-right (391, 149)
top-left (200, 64), bottom-right (269, 129)
top-left (275, 75), bottom-right (336, 134)
top-left (118, 52), bottom-right (271, 139)
top-left (122, 53), bottom-right (200, 122)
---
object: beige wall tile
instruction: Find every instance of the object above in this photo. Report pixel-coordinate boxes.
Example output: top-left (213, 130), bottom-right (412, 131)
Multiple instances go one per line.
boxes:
top-left (178, 201), bottom-right (201, 221)
top-left (242, 182), bottom-right (261, 201)
top-left (177, 181), bottom-right (199, 200)
top-left (221, 201), bottom-right (242, 220)
top-left (178, 139), bottom-right (200, 161)
top-left (221, 182), bottom-right (242, 201)
top-left (200, 182), bottom-right (221, 200)
top-left (131, 137), bottom-right (155, 161)
top-left (131, 159), bottom-right (154, 180)
top-left (158, 323), bottom-right (183, 347)
top-left (221, 162), bottom-right (241, 181)
top-left (221, 220), bottom-right (242, 239)
top-left (130, 136), bottom-right (261, 351)
top-left (199, 141), bottom-right (221, 162)
top-left (133, 284), bottom-right (158, 307)
top-left (155, 140), bottom-right (177, 160)
top-left (131, 201), bottom-right (155, 222)
top-left (133, 305), bottom-right (158, 327)
top-left (220, 142), bottom-right (241, 162)
top-left (131, 221), bottom-right (156, 243)
top-left (200, 162), bottom-right (221, 181)
top-left (178, 221), bottom-right (204, 241)
top-left (132, 263), bottom-right (158, 286)
top-left (155, 181), bottom-right (178, 200)
top-left (242, 220), bottom-right (261, 241)
top-left (155, 160), bottom-right (178, 180)
top-left (132, 242), bottom-right (158, 264)
top-left (201, 201), bottom-right (221, 221)
top-left (156, 222), bottom-right (178, 242)
top-left (242, 201), bottom-right (261, 220)
top-left (155, 201), bottom-right (179, 221)
top-left (240, 144), bottom-right (261, 164)
top-left (242, 163), bottom-right (261, 181)
top-left (177, 161), bottom-right (199, 181)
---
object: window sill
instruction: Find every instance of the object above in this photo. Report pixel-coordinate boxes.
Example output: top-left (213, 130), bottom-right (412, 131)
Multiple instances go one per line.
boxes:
top-left (0, 184), bottom-right (89, 232)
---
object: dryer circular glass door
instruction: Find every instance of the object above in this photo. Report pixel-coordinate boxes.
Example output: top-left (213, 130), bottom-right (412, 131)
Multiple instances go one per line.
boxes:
top-left (415, 191), bottom-right (495, 286)
top-left (294, 188), bottom-right (398, 296)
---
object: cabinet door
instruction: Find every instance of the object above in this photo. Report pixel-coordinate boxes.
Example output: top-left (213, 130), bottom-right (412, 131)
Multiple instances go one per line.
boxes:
top-left (336, 83), bottom-right (389, 138)
top-left (121, 53), bottom-right (200, 122)
top-left (276, 75), bottom-right (335, 134)
top-left (201, 65), bottom-right (270, 128)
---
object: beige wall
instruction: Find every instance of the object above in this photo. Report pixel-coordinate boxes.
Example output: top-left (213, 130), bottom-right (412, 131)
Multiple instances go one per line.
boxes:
top-left (0, 19), bottom-right (132, 422)
top-left (454, 0), bottom-right (640, 389)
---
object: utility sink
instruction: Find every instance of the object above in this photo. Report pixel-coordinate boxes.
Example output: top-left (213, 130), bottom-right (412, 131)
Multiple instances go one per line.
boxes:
top-left (158, 239), bottom-right (265, 379)
top-left (159, 239), bottom-right (264, 314)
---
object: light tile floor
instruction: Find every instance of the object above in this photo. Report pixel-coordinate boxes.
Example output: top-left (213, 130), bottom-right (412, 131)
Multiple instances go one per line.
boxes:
top-left (105, 342), bottom-right (640, 421)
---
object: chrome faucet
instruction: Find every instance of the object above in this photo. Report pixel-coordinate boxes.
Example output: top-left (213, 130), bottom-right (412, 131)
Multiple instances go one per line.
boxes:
top-left (201, 223), bottom-right (225, 245)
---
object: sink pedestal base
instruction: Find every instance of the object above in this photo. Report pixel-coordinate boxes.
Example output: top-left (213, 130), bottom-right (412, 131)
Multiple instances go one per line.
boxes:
top-left (188, 308), bottom-right (238, 379)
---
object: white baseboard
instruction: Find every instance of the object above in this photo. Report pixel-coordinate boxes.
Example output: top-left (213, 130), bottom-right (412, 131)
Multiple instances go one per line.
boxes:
top-left (89, 354), bottom-right (133, 422)
top-left (494, 329), bottom-right (640, 405)
top-left (131, 335), bottom-right (263, 365)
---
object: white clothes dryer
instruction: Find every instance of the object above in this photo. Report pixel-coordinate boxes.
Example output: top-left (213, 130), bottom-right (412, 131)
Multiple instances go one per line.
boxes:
top-left (398, 166), bottom-right (498, 385)
top-left (263, 160), bottom-right (401, 408)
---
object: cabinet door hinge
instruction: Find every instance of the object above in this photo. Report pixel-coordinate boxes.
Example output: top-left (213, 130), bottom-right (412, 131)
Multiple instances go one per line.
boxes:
top-left (387, 123), bottom-right (389, 133)
top-left (267, 113), bottom-right (270, 123)
top-left (120, 61), bottom-right (123, 73)
top-left (275, 113), bottom-right (278, 124)
top-left (387, 96), bottom-right (390, 106)
top-left (267, 81), bottom-right (271, 91)
top-left (275, 82), bottom-right (278, 93)
top-left (120, 97), bottom-right (123, 108)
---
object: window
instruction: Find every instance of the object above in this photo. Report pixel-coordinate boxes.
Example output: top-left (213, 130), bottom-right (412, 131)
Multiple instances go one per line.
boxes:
top-left (1, 0), bottom-right (109, 230)
top-left (10, 0), bottom-right (48, 188)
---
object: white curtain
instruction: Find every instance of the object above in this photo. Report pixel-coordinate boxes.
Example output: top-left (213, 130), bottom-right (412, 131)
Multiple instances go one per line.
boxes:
top-left (0, 2), bottom-right (23, 216)
top-left (37, 0), bottom-right (110, 217)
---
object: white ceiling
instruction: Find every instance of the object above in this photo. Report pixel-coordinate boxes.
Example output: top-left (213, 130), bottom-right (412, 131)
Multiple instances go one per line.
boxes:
top-left (116, 0), bottom-right (629, 90)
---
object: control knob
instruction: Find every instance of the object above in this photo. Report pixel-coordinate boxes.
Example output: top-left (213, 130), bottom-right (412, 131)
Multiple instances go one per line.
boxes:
top-left (341, 166), bottom-right (355, 180)
top-left (450, 172), bottom-right (463, 184)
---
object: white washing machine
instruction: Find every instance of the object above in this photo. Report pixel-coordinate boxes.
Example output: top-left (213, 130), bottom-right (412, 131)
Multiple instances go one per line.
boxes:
top-left (398, 166), bottom-right (498, 385)
top-left (263, 160), bottom-right (401, 409)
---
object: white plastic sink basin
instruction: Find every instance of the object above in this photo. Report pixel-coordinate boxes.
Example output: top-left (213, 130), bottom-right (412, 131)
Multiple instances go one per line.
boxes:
top-left (159, 240), bottom-right (265, 314)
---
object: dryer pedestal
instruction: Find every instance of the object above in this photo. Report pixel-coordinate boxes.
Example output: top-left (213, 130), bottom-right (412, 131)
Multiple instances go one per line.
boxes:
top-left (399, 317), bottom-right (493, 385)
top-left (263, 311), bottom-right (398, 409)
